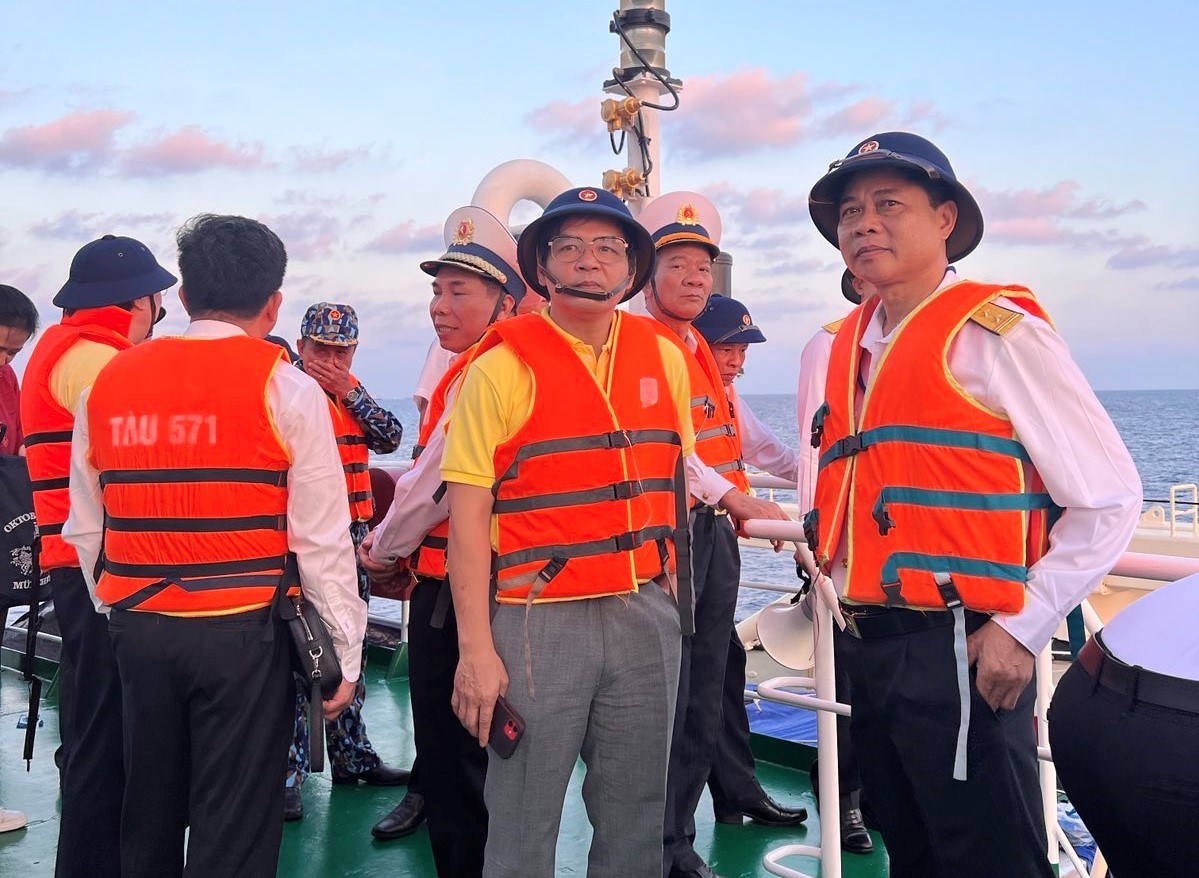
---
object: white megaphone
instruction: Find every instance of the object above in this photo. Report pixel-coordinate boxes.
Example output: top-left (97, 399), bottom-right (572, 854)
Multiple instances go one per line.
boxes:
top-left (756, 593), bottom-right (818, 673)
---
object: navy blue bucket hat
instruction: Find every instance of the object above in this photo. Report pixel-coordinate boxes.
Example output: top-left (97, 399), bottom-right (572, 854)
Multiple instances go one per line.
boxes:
top-left (517, 187), bottom-right (655, 301)
top-left (693, 295), bottom-right (767, 346)
top-left (53, 234), bottom-right (177, 309)
top-left (808, 132), bottom-right (983, 264)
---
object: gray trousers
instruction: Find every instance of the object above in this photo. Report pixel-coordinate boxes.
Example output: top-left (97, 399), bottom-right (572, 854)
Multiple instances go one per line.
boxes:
top-left (484, 584), bottom-right (682, 878)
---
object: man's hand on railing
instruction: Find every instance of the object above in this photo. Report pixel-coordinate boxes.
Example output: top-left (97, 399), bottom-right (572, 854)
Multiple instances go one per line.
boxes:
top-left (720, 489), bottom-right (792, 551)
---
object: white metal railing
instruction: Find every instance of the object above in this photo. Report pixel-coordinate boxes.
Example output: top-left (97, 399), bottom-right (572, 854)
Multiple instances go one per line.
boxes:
top-left (1169, 483), bottom-right (1198, 537)
top-left (738, 517), bottom-right (1190, 878)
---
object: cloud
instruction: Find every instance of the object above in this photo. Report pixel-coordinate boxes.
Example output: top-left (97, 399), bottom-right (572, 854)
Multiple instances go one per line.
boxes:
top-left (364, 221), bottom-right (442, 255)
top-left (0, 109), bottom-right (134, 173)
top-left (526, 68), bottom-right (949, 161)
top-left (1107, 243), bottom-right (1199, 271)
top-left (120, 126), bottom-right (269, 176)
top-left (290, 145), bottom-right (373, 173)
top-left (27, 209), bottom-right (174, 241)
top-left (704, 181), bottom-right (811, 231)
top-left (262, 211), bottom-right (344, 261)
top-left (1154, 276), bottom-right (1199, 291)
top-left (978, 181), bottom-right (1145, 222)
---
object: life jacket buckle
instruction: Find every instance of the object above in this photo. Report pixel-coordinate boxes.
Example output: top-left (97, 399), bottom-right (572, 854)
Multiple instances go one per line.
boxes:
top-left (934, 572), bottom-right (964, 611)
top-left (802, 509), bottom-right (820, 555)
top-left (832, 434), bottom-right (863, 460)
top-left (612, 480), bottom-right (643, 500)
top-left (605, 430), bottom-right (632, 449)
top-left (880, 580), bottom-right (907, 608)
top-left (810, 402), bottom-right (829, 449)
top-left (613, 531), bottom-right (641, 552)
top-left (872, 500), bottom-right (895, 536)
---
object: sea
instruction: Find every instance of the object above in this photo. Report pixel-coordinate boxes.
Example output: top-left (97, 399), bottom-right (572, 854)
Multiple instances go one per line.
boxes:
top-left (373, 389), bottom-right (1198, 620)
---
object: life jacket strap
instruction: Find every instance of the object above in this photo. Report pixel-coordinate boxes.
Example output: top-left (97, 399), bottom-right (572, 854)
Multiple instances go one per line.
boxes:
top-left (492, 477), bottom-right (674, 514)
top-left (103, 513), bottom-right (287, 533)
top-left (99, 467), bottom-right (288, 488)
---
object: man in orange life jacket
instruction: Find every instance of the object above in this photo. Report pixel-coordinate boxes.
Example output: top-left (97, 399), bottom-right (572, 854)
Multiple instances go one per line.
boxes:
top-left (637, 192), bottom-right (796, 878)
top-left (21, 234), bottom-right (175, 878)
top-left (63, 214), bottom-right (366, 878)
top-left (282, 301), bottom-right (409, 821)
top-left (689, 295), bottom-right (826, 841)
top-left (360, 205), bottom-right (526, 874)
top-left (792, 269), bottom-right (879, 855)
top-left (443, 187), bottom-right (695, 878)
top-left (804, 132), bottom-right (1141, 877)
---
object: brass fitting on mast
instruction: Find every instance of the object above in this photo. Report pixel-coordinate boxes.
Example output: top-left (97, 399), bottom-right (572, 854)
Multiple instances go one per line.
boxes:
top-left (601, 168), bottom-right (646, 199)
top-left (600, 96), bottom-right (643, 132)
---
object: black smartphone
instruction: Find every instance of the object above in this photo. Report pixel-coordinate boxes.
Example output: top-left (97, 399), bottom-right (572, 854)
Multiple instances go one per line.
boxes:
top-left (488, 695), bottom-right (526, 759)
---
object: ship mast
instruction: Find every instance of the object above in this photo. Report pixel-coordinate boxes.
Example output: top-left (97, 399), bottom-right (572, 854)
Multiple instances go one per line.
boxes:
top-left (601, 1), bottom-right (678, 215)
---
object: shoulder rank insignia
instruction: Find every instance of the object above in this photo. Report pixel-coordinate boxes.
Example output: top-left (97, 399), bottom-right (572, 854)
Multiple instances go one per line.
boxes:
top-left (822, 317), bottom-right (846, 334)
top-left (969, 301), bottom-right (1023, 336)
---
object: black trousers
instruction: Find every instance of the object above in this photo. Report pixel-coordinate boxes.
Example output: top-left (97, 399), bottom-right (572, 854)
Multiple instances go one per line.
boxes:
top-left (50, 566), bottom-right (124, 878)
top-left (108, 608), bottom-right (292, 878)
top-left (706, 628), bottom-right (763, 814)
top-left (664, 511), bottom-right (740, 875)
top-left (1050, 657), bottom-right (1199, 878)
top-left (408, 576), bottom-right (487, 878)
top-left (841, 616), bottom-right (1052, 878)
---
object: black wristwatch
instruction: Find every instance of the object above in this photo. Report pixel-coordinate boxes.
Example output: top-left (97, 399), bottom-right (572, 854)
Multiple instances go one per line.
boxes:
top-left (343, 384), bottom-right (365, 406)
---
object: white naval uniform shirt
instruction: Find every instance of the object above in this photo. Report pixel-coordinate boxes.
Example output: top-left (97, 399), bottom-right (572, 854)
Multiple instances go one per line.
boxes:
top-left (827, 273), bottom-right (1143, 655)
top-left (413, 338), bottom-right (454, 423)
top-left (63, 319), bottom-right (367, 682)
top-left (729, 385), bottom-right (799, 484)
top-left (1101, 574), bottom-right (1199, 680)
top-left (795, 327), bottom-right (835, 514)
top-left (368, 351), bottom-right (462, 564)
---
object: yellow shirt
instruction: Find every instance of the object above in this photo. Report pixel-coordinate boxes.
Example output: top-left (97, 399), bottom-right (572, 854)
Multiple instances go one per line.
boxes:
top-left (50, 339), bottom-right (121, 414)
top-left (442, 310), bottom-right (695, 489)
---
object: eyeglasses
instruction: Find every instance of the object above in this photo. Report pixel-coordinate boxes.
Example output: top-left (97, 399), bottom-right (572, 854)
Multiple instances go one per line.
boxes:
top-left (547, 236), bottom-right (629, 265)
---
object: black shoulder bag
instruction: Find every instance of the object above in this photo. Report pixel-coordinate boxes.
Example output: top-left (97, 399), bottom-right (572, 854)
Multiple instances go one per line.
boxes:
top-left (1, 450), bottom-right (54, 768)
top-left (273, 553), bottom-right (343, 772)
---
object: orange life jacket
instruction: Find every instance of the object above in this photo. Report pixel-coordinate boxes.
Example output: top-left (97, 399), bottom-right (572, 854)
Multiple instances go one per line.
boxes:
top-left (409, 349), bottom-right (473, 581)
top-left (652, 324), bottom-right (749, 495)
top-left (326, 375), bottom-right (373, 523)
top-left (20, 307), bottom-right (135, 571)
top-left (480, 312), bottom-right (685, 603)
top-left (807, 280), bottom-right (1058, 615)
top-left (87, 335), bottom-right (296, 614)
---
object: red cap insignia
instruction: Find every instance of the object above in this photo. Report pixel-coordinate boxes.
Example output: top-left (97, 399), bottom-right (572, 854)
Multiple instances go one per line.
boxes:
top-left (858, 140), bottom-right (880, 155)
top-left (676, 203), bottom-right (700, 225)
top-left (741, 314), bottom-right (751, 325)
top-left (578, 189), bottom-right (598, 202)
top-left (328, 309), bottom-right (341, 320)
top-left (452, 218), bottom-right (475, 245)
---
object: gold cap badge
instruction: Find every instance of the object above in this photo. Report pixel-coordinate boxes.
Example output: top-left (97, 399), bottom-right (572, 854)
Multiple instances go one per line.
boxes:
top-left (579, 189), bottom-right (598, 202)
top-left (676, 203), bottom-right (700, 225)
top-left (858, 140), bottom-right (880, 155)
top-left (452, 218), bottom-right (475, 245)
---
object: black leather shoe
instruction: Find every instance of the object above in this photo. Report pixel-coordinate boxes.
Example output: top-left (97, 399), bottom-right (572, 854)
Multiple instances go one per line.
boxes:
top-left (371, 792), bottom-right (426, 840)
top-left (332, 763), bottom-right (412, 786)
top-left (283, 787), bottom-right (303, 821)
top-left (716, 794), bottom-right (807, 827)
top-left (841, 807), bottom-right (873, 854)
top-left (669, 864), bottom-right (726, 878)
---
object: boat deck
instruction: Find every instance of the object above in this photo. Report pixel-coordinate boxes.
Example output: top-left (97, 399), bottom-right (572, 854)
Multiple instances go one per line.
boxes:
top-left (0, 643), bottom-right (890, 877)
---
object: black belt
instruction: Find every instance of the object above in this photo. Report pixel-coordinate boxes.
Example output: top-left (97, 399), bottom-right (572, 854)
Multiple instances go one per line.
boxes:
top-left (841, 604), bottom-right (990, 640)
top-left (1080, 632), bottom-right (1199, 715)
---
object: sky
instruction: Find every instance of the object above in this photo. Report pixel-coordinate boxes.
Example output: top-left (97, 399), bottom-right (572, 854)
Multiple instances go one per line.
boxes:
top-left (2, 0), bottom-right (1196, 395)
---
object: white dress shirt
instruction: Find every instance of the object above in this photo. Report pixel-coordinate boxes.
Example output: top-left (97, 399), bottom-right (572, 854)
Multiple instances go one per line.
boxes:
top-left (730, 385), bottom-right (799, 483)
top-left (828, 274), bottom-right (1142, 655)
top-left (63, 319), bottom-right (366, 682)
top-left (1100, 573), bottom-right (1199, 679)
top-left (413, 339), bottom-right (454, 412)
top-left (795, 328), bottom-right (836, 513)
top-left (369, 353), bottom-right (461, 563)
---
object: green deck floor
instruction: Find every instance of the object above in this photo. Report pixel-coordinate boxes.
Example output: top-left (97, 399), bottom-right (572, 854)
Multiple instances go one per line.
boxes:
top-left (1, 649), bottom-right (889, 877)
